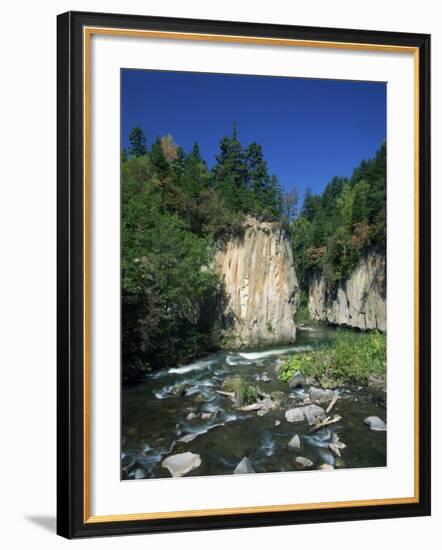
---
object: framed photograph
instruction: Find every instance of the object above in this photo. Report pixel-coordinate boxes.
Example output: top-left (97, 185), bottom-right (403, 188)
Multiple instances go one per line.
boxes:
top-left (57, 11), bottom-right (431, 538)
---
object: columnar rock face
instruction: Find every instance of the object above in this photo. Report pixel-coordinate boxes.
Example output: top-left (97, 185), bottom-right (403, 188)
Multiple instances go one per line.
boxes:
top-left (308, 250), bottom-right (386, 331)
top-left (215, 218), bottom-right (299, 348)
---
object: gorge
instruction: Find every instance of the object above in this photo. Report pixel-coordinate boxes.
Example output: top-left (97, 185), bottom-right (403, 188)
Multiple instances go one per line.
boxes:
top-left (215, 221), bottom-right (386, 345)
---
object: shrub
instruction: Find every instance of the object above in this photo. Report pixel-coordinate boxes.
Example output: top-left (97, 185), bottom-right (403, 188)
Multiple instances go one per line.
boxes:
top-left (240, 382), bottom-right (260, 405)
top-left (278, 329), bottom-right (386, 386)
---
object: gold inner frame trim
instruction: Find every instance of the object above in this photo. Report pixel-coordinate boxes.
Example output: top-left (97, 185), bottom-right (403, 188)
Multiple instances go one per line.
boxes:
top-left (83, 26), bottom-right (420, 524)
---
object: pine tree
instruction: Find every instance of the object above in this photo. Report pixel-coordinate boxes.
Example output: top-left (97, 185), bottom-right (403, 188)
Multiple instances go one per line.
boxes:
top-left (245, 142), bottom-right (283, 219)
top-left (212, 124), bottom-right (249, 212)
top-left (150, 137), bottom-right (169, 178)
top-left (128, 126), bottom-right (147, 157)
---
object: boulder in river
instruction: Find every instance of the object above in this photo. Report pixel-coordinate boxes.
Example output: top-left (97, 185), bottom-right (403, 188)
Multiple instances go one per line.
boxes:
top-left (285, 408), bottom-right (305, 423)
top-left (289, 373), bottom-right (305, 389)
top-left (221, 374), bottom-right (243, 394)
top-left (364, 416), bottom-right (387, 431)
top-left (162, 452), bottom-right (202, 477)
top-left (309, 387), bottom-right (337, 403)
top-left (302, 404), bottom-right (325, 426)
top-left (319, 463), bottom-right (334, 471)
top-left (295, 456), bottom-right (314, 469)
top-left (288, 434), bottom-right (301, 450)
top-left (234, 457), bottom-right (255, 475)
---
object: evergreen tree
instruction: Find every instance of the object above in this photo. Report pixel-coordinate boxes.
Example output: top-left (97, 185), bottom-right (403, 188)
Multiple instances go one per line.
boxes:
top-left (212, 124), bottom-right (249, 212)
top-left (150, 137), bottom-right (169, 178)
top-left (302, 188), bottom-right (321, 221)
top-left (282, 188), bottom-right (299, 223)
top-left (290, 143), bottom-right (386, 289)
top-left (128, 126), bottom-right (147, 157)
top-left (246, 142), bottom-right (274, 216)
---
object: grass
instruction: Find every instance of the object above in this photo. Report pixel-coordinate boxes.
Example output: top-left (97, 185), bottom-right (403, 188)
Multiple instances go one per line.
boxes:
top-left (279, 329), bottom-right (386, 387)
top-left (240, 382), bottom-right (260, 405)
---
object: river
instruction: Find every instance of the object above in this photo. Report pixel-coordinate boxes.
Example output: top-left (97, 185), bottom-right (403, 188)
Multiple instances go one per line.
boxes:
top-left (122, 323), bottom-right (386, 479)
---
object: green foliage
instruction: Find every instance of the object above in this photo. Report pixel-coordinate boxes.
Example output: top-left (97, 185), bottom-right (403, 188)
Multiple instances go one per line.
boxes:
top-left (239, 382), bottom-right (259, 405)
top-left (122, 123), bottom-right (285, 382)
top-left (122, 137), bottom-right (225, 381)
top-left (128, 126), bottom-right (147, 157)
top-left (291, 142), bottom-right (386, 288)
top-left (212, 125), bottom-right (283, 220)
top-left (294, 290), bottom-right (310, 323)
top-left (278, 330), bottom-right (386, 386)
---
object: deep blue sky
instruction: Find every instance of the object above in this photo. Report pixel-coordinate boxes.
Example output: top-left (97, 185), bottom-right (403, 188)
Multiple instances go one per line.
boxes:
top-left (122, 69), bottom-right (386, 197)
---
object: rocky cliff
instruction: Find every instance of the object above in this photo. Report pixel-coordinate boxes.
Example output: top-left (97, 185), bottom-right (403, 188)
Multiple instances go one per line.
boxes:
top-left (308, 250), bottom-right (386, 331)
top-left (215, 218), bottom-right (299, 348)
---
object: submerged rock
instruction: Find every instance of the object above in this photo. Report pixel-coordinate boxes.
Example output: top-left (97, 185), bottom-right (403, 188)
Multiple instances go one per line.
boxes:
top-left (233, 457), bottom-right (255, 475)
top-left (178, 433), bottom-right (198, 443)
top-left (295, 456), bottom-right (314, 469)
top-left (162, 452), bottom-right (202, 477)
top-left (288, 434), bottom-right (301, 450)
top-left (221, 375), bottom-right (243, 394)
top-left (364, 416), bottom-right (387, 431)
top-left (133, 468), bottom-right (145, 479)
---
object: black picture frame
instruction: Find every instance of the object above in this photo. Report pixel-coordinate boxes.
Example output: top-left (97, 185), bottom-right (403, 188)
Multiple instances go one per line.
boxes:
top-left (57, 10), bottom-right (431, 539)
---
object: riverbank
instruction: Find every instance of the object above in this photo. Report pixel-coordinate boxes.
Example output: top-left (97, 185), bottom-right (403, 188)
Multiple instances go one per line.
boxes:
top-left (278, 329), bottom-right (386, 388)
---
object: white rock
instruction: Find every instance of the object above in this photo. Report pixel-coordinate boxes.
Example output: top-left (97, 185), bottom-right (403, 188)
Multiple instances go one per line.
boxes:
top-left (288, 434), bottom-right (301, 450)
top-left (364, 416), bottom-right (387, 431)
top-left (285, 408), bottom-right (305, 423)
top-left (233, 457), bottom-right (255, 475)
top-left (319, 463), bottom-right (334, 471)
top-left (295, 456), bottom-right (314, 469)
top-left (302, 403), bottom-right (325, 425)
top-left (162, 452), bottom-right (201, 477)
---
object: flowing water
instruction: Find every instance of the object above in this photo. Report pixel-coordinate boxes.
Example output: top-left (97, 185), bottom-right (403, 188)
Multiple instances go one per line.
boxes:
top-left (122, 324), bottom-right (386, 480)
